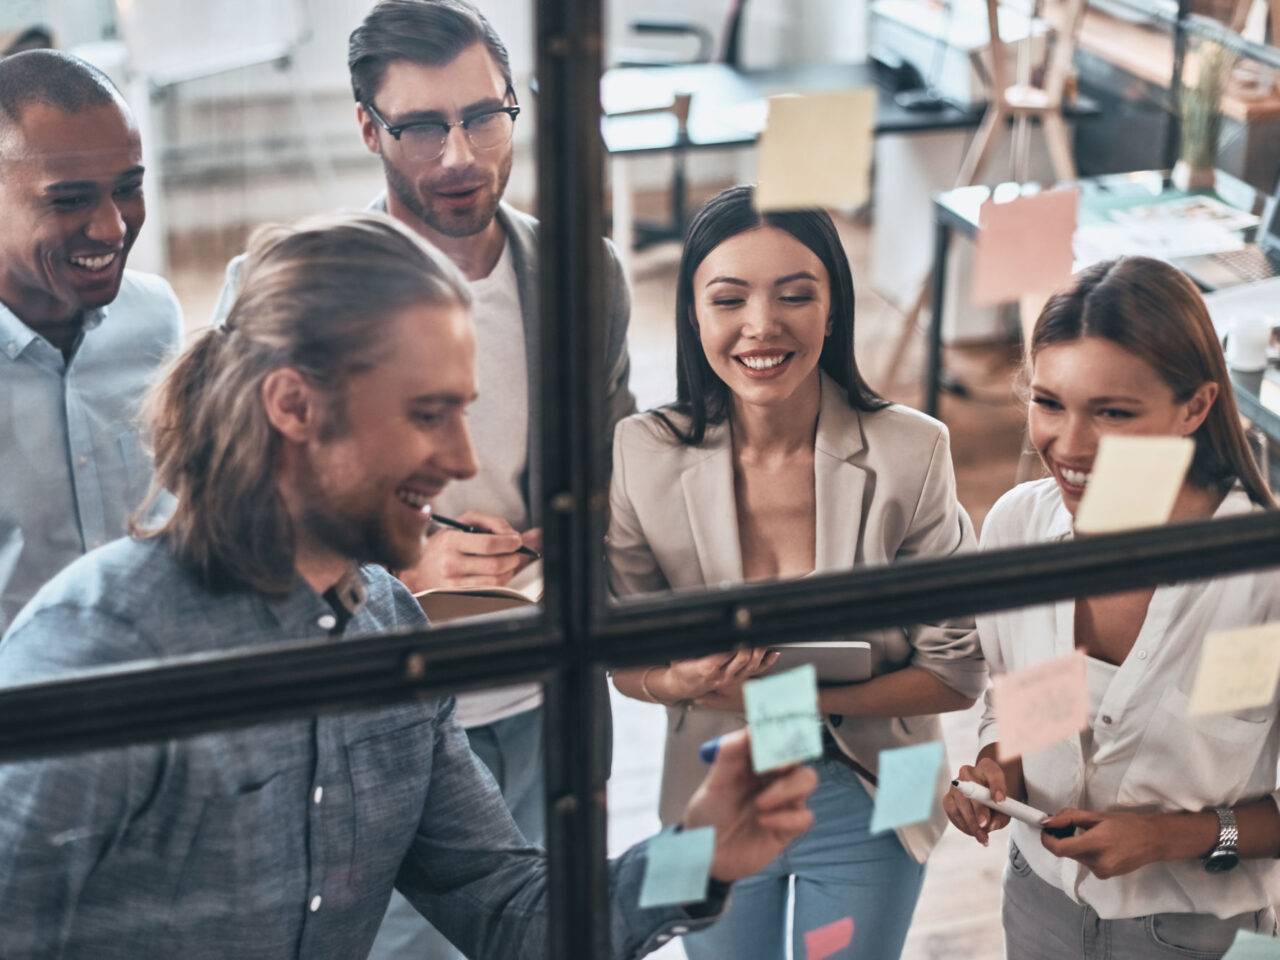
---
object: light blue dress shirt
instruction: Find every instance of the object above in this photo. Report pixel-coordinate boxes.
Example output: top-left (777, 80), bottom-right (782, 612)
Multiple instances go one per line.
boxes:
top-left (0, 270), bottom-right (181, 632)
top-left (0, 537), bottom-right (716, 958)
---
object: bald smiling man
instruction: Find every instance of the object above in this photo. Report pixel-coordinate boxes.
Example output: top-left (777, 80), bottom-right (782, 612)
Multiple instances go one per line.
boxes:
top-left (0, 50), bottom-right (181, 632)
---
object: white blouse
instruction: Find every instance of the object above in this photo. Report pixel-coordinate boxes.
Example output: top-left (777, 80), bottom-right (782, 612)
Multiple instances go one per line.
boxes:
top-left (977, 478), bottom-right (1280, 920)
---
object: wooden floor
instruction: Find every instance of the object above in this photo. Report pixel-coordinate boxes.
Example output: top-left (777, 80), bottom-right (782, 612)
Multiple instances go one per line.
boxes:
top-left (169, 194), bottom-right (1028, 960)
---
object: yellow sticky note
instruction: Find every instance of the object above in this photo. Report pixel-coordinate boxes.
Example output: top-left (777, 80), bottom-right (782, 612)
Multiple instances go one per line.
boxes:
top-left (754, 90), bottom-right (875, 212)
top-left (1074, 435), bottom-right (1194, 534)
top-left (971, 188), bottom-right (1079, 306)
top-left (1189, 624), bottom-right (1280, 715)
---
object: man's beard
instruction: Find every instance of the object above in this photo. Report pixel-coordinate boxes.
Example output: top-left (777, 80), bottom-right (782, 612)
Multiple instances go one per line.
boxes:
top-left (297, 470), bottom-right (421, 574)
top-left (381, 151), bottom-right (512, 239)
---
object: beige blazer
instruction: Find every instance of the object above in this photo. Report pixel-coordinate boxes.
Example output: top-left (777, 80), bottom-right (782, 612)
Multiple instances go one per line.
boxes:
top-left (606, 372), bottom-right (987, 863)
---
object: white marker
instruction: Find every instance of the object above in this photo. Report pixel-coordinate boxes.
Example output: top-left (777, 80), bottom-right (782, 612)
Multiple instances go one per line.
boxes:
top-left (951, 779), bottom-right (1050, 829)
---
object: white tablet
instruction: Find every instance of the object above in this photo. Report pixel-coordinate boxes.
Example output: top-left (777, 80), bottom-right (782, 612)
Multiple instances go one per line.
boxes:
top-left (765, 641), bottom-right (873, 685)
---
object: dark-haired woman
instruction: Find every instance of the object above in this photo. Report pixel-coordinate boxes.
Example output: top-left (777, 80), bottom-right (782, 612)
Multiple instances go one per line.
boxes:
top-left (944, 256), bottom-right (1280, 959)
top-left (608, 185), bottom-right (987, 959)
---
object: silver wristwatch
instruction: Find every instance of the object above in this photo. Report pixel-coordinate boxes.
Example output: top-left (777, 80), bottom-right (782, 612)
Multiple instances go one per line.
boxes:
top-left (1203, 807), bottom-right (1240, 874)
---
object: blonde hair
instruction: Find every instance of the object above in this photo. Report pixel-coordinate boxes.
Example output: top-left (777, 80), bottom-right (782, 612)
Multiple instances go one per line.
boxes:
top-left (135, 211), bottom-right (471, 593)
top-left (1030, 256), bottom-right (1272, 508)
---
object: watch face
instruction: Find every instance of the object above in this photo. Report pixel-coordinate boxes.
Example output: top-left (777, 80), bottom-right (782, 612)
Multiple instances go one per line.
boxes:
top-left (1204, 851), bottom-right (1240, 873)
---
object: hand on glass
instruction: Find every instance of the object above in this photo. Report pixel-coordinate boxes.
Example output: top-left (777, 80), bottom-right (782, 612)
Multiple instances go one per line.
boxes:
top-left (681, 728), bottom-right (818, 883)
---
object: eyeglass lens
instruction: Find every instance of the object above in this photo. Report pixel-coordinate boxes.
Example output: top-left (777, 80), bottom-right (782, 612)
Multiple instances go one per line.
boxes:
top-left (402, 111), bottom-right (515, 159)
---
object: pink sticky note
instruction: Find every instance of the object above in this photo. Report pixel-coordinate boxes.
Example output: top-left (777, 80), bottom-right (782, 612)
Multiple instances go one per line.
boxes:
top-left (805, 917), bottom-right (854, 960)
top-left (971, 188), bottom-right (1079, 306)
top-left (993, 650), bottom-right (1088, 762)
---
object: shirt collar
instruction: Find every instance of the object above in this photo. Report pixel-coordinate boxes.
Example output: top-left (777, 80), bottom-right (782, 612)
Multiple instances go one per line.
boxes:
top-left (0, 298), bottom-right (107, 361)
top-left (262, 564), bottom-right (369, 635)
top-left (1050, 480), bottom-right (1255, 541)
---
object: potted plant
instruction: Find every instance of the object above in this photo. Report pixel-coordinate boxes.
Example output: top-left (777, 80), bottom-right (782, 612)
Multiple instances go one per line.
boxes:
top-left (1173, 40), bottom-right (1236, 191)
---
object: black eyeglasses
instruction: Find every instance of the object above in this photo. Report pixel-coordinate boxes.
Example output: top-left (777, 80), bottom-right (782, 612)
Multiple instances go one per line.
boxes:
top-left (363, 88), bottom-right (521, 161)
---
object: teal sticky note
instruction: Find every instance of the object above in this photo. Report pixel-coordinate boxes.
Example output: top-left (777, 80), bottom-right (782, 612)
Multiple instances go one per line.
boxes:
top-left (639, 826), bottom-right (716, 908)
top-left (869, 741), bottom-right (945, 835)
top-left (743, 663), bottom-right (822, 773)
top-left (1224, 930), bottom-right (1280, 959)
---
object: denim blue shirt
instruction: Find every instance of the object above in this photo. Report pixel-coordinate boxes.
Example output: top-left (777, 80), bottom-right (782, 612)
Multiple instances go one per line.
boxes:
top-left (0, 271), bottom-right (181, 633)
top-left (0, 537), bottom-right (712, 958)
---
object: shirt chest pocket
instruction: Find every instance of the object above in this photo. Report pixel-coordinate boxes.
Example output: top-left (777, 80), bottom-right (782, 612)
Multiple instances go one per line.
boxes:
top-left (161, 764), bottom-right (312, 951)
top-left (1118, 685), bottom-right (1272, 808)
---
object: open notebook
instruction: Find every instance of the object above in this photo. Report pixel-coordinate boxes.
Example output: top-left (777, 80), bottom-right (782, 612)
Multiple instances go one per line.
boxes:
top-left (414, 561), bottom-right (543, 624)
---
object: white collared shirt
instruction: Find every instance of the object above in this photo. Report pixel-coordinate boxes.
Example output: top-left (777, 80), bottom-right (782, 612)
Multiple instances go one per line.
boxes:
top-left (977, 478), bottom-right (1280, 920)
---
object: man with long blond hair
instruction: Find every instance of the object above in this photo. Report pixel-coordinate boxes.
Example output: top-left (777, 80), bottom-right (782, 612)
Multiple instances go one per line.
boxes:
top-left (0, 212), bottom-right (816, 959)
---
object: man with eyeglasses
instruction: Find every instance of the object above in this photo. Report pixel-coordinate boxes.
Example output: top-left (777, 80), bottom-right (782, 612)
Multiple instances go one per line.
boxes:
top-left (213, 2), bottom-right (635, 957)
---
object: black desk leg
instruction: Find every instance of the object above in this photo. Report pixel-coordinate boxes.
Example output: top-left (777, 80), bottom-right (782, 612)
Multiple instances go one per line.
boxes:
top-left (925, 218), bottom-right (950, 418)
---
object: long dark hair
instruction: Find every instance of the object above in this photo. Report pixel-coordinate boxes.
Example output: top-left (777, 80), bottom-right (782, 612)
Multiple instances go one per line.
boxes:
top-left (1031, 256), bottom-right (1272, 507)
top-left (657, 185), bottom-right (885, 445)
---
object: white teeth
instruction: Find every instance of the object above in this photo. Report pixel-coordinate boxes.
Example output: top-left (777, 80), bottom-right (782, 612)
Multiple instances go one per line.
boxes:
top-left (1061, 468), bottom-right (1090, 487)
top-left (69, 253), bottom-right (116, 271)
top-left (395, 488), bottom-right (432, 512)
top-left (739, 354), bottom-right (787, 370)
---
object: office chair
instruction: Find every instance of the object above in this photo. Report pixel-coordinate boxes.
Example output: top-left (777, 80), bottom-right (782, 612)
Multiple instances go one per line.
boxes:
top-left (613, 0), bottom-right (749, 248)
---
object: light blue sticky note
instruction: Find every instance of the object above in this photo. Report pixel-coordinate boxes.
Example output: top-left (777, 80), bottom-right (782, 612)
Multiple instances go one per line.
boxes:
top-left (1224, 930), bottom-right (1280, 959)
top-left (869, 741), bottom-right (945, 835)
top-left (639, 826), bottom-right (716, 908)
top-left (743, 663), bottom-right (823, 773)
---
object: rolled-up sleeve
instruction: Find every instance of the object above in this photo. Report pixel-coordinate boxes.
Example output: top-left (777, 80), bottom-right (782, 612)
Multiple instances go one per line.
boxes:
top-left (974, 506), bottom-right (1012, 750)
top-left (897, 428), bottom-right (988, 701)
top-left (396, 698), bottom-right (719, 959)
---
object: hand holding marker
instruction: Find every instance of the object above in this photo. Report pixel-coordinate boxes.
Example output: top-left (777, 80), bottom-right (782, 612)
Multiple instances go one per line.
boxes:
top-left (950, 779), bottom-right (1075, 839)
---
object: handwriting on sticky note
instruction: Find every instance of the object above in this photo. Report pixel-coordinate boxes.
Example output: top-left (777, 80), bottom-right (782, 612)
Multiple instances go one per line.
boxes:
top-left (804, 916), bottom-right (854, 960)
top-left (639, 826), bottom-right (715, 909)
top-left (1189, 623), bottom-right (1280, 715)
top-left (755, 90), bottom-right (875, 212)
top-left (869, 741), bottom-right (945, 835)
top-left (971, 188), bottom-right (1079, 306)
top-left (743, 664), bottom-right (823, 773)
top-left (994, 650), bottom-right (1088, 762)
top-left (1074, 435), bottom-right (1194, 534)
top-left (1222, 929), bottom-right (1280, 959)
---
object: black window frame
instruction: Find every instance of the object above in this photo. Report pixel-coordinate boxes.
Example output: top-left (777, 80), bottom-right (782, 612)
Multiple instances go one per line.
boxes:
top-left (3, 3), bottom-right (1280, 957)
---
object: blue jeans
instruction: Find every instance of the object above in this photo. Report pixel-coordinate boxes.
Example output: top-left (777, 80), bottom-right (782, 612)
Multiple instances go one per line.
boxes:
top-left (367, 704), bottom-right (546, 960)
top-left (681, 758), bottom-right (925, 960)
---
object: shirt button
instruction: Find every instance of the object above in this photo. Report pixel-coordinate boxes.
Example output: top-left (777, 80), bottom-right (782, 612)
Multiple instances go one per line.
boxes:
top-left (317, 613), bottom-right (337, 630)
top-left (309, 895), bottom-right (322, 912)
top-left (313, 786), bottom-right (323, 805)
top-left (1137, 650), bottom-right (1148, 660)
top-left (77, 455), bottom-right (89, 467)
top-left (1101, 715), bottom-right (1113, 725)
top-left (656, 935), bottom-right (671, 944)
top-left (671, 925), bottom-right (689, 935)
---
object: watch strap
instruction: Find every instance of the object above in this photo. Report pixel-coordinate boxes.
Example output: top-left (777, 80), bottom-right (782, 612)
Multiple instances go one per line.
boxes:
top-left (1210, 806), bottom-right (1239, 855)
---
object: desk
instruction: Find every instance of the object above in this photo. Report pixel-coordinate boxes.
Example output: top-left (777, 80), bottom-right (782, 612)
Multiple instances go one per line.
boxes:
top-left (924, 170), bottom-right (1280, 466)
top-left (603, 61), bottom-right (986, 255)
top-left (602, 61), bottom-right (1097, 254)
